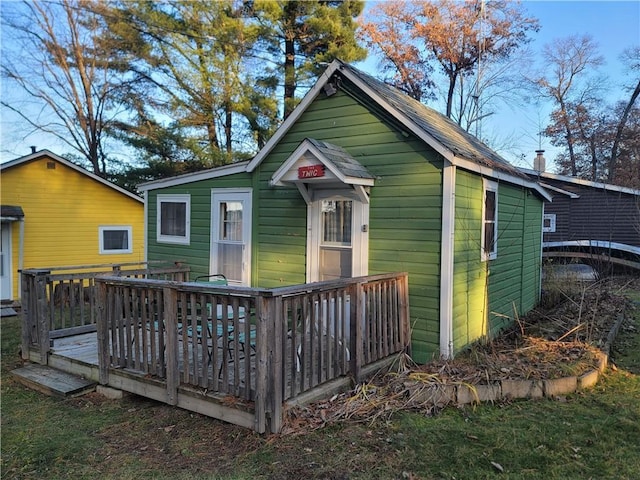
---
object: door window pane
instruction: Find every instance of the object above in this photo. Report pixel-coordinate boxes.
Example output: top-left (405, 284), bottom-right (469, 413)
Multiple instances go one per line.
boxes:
top-left (320, 247), bottom-right (352, 281)
top-left (217, 243), bottom-right (243, 281)
top-left (215, 199), bottom-right (245, 284)
top-left (322, 200), bottom-right (352, 246)
top-left (219, 202), bottom-right (242, 241)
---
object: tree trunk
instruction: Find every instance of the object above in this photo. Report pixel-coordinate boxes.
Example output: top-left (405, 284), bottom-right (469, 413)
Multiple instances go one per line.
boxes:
top-left (283, 2), bottom-right (298, 119)
top-left (608, 79), bottom-right (640, 182)
top-left (445, 69), bottom-right (457, 119)
top-left (559, 99), bottom-right (578, 176)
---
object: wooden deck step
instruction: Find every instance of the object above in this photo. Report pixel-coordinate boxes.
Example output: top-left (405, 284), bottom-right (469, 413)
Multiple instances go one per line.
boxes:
top-left (11, 364), bottom-right (97, 398)
top-left (1, 306), bottom-right (17, 317)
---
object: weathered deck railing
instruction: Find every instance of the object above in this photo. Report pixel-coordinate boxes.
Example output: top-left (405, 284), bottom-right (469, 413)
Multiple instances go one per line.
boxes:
top-left (94, 272), bottom-right (410, 433)
top-left (20, 262), bottom-right (190, 364)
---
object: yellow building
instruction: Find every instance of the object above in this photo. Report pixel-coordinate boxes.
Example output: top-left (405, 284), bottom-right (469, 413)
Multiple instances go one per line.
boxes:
top-left (1, 150), bottom-right (144, 302)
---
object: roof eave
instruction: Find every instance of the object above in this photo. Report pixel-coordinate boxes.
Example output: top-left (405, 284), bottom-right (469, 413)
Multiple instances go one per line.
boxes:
top-left (1, 149), bottom-right (143, 203)
top-left (453, 156), bottom-right (553, 202)
top-left (520, 168), bottom-right (640, 196)
top-left (137, 161), bottom-right (250, 192)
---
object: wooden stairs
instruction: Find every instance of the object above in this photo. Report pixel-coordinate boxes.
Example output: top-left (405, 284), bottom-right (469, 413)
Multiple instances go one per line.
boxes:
top-left (11, 364), bottom-right (97, 398)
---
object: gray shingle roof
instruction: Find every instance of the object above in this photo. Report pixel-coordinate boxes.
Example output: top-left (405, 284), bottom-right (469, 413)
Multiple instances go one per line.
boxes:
top-left (340, 62), bottom-right (526, 178)
top-left (306, 138), bottom-right (375, 180)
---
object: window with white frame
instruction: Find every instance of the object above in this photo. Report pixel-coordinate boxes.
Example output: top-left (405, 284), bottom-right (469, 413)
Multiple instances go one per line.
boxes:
top-left (543, 213), bottom-right (556, 233)
top-left (157, 194), bottom-right (190, 244)
top-left (99, 226), bottom-right (132, 254)
top-left (482, 179), bottom-right (498, 261)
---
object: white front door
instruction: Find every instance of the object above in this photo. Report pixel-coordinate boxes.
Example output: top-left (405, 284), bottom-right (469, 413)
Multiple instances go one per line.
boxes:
top-left (210, 189), bottom-right (252, 286)
top-left (308, 192), bottom-right (369, 282)
top-left (1, 223), bottom-right (12, 300)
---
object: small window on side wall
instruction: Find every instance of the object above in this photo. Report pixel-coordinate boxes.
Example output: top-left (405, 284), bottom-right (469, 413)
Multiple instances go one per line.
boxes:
top-left (157, 194), bottom-right (190, 244)
top-left (99, 226), bottom-right (132, 254)
top-left (482, 179), bottom-right (498, 261)
top-left (543, 213), bottom-right (556, 233)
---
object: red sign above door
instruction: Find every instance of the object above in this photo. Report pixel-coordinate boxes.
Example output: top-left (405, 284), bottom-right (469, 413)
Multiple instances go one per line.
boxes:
top-left (298, 164), bottom-right (325, 179)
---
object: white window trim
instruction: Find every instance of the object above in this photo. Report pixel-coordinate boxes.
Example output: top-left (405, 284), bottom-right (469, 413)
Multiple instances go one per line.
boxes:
top-left (157, 194), bottom-right (191, 245)
top-left (543, 213), bottom-right (556, 233)
top-left (210, 188), bottom-right (252, 286)
top-left (481, 179), bottom-right (498, 262)
top-left (99, 226), bottom-right (133, 254)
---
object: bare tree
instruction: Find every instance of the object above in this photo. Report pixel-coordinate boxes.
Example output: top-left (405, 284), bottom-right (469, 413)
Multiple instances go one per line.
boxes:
top-left (1, 0), bottom-right (130, 175)
top-left (360, 0), bottom-right (538, 131)
top-left (359, 0), bottom-right (436, 102)
top-left (608, 46), bottom-right (640, 183)
top-left (534, 35), bottom-right (605, 176)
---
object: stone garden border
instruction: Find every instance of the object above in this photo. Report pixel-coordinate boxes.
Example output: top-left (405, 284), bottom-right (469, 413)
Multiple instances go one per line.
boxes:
top-left (414, 312), bottom-right (627, 407)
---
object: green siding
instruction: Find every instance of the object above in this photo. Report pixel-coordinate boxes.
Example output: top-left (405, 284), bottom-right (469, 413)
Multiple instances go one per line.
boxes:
top-left (452, 171), bottom-right (544, 354)
top-left (452, 171), bottom-right (487, 352)
top-left (146, 173), bottom-right (253, 280)
top-left (144, 86), bottom-right (544, 365)
top-left (488, 185), bottom-right (543, 332)
top-left (256, 90), bottom-right (444, 362)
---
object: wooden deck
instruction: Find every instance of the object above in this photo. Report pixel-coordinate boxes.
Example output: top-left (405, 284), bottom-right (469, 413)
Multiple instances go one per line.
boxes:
top-left (20, 265), bottom-right (411, 433)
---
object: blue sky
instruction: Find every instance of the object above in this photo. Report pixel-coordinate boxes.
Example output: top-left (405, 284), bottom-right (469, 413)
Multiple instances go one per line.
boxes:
top-left (357, 0), bottom-right (640, 171)
top-left (1, 1), bottom-right (639, 170)
top-left (487, 0), bottom-right (640, 170)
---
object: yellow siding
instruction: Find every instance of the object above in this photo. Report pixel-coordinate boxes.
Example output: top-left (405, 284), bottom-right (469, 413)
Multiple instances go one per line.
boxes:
top-left (1, 156), bottom-right (144, 299)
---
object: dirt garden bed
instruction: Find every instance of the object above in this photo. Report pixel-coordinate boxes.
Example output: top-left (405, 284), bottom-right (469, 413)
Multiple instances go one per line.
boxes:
top-left (281, 276), bottom-right (639, 434)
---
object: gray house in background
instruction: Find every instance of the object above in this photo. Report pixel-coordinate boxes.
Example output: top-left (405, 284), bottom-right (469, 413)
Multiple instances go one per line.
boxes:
top-left (522, 156), bottom-right (640, 271)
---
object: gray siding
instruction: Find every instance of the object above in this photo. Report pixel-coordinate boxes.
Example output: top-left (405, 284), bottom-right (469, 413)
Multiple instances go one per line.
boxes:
top-left (541, 179), bottom-right (639, 248)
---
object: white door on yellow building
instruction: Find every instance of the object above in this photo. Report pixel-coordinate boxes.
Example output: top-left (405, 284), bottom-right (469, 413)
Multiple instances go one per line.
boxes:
top-left (0, 224), bottom-right (12, 300)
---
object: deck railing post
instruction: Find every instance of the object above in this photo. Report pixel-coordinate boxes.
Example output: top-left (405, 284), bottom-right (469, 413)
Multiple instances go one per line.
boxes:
top-left (164, 287), bottom-right (179, 406)
top-left (254, 294), bottom-right (270, 434)
top-left (349, 282), bottom-right (364, 383)
top-left (33, 270), bottom-right (51, 365)
top-left (268, 295), bottom-right (284, 433)
top-left (96, 279), bottom-right (110, 385)
top-left (20, 271), bottom-right (32, 360)
top-left (399, 274), bottom-right (411, 356)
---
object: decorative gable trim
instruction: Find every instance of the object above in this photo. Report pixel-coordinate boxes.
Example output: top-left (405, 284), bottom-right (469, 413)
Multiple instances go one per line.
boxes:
top-left (270, 138), bottom-right (375, 205)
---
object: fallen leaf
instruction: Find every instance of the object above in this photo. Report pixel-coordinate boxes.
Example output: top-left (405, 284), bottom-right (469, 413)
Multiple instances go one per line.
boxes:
top-left (491, 461), bottom-right (504, 473)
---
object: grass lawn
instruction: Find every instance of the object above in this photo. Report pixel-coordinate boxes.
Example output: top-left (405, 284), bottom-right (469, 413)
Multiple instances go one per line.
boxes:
top-left (2, 283), bottom-right (639, 480)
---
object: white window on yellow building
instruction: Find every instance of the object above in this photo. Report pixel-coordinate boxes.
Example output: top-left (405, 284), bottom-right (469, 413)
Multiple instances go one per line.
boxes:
top-left (99, 226), bottom-right (132, 254)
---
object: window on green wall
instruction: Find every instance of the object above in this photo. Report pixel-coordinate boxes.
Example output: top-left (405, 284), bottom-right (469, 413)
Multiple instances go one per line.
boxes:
top-left (157, 194), bottom-right (190, 244)
top-left (482, 179), bottom-right (498, 261)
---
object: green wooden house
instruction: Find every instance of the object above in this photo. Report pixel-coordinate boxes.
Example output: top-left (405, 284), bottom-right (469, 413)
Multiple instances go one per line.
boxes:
top-left (139, 61), bottom-right (550, 363)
